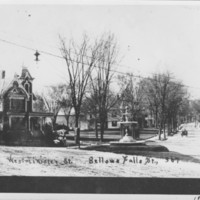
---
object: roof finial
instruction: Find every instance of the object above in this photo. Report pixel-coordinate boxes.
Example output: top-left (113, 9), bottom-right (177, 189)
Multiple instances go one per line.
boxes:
top-left (22, 63), bottom-right (27, 69)
top-left (14, 73), bottom-right (19, 80)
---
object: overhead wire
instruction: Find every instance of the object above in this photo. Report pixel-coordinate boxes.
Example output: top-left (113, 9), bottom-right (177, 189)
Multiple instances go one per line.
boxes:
top-left (0, 32), bottom-right (186, 78)
top-left (0, 36), bottom-right (199, 91)
top-left (41, 53), bottom-right (67, 82)
top-left (0, 30), bottom-right (175, 78)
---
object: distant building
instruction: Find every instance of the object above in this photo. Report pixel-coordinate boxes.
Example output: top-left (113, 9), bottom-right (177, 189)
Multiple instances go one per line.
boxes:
top-left (56, 107), bottom-right (121, 130)
top-left (107, 109), bottom-right (121, 129)
top-left (56, 107), bottom-right (90, 130)
top-left (0, 67), bottom-right (53, 145)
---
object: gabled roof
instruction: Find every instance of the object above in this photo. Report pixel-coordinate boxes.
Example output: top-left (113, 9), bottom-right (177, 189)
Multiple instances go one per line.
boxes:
top-left (2, 73), bottom-right (30, 99)
top-left (19, 67), bottom-right (34, 81)
top-left (107, 112), bottom-right (121, 122)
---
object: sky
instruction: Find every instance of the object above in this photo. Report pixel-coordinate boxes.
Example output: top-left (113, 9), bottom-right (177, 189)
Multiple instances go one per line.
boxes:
top-left (0, 2), bottom-right (200, 98)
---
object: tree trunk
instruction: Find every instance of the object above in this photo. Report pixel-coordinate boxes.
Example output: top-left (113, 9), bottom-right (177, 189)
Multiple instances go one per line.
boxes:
top-left (159, 116), bottom-right (164, 140)
top-left (158, 128), bottom-right (162, 140)
top-left (155, 109), bottom-right (158, 128)
top-left (64, 115), bottom-right (70, 127)
top-left (66, 116), bottom-right (69, 127)
top-left (163, 124), bottom-right (166, 139)
top-left (75, 114), bottom-right (80, 145)
top-left (95, 118), bottom-right (98, 139)
top-left (163, 118), bottom-right (167, 140)
top-left (171, 117), bottom-right (173, 133)
top-left (64, 108), bottom-right (71, 127)
top-left (75, 115), bottom-right (79, 127)
top-left (53, 115), bottom-right (57, 128)
top-left (174, 115), bottom-right (178, 131)
top-left (100, 122), bottom-right (104, 142)
top-left (99, 108), bottom-right (107, 142)
top-left (167, 118), bottom-right (170, 136)
top-left (100, 114), bottom-right (105, 142)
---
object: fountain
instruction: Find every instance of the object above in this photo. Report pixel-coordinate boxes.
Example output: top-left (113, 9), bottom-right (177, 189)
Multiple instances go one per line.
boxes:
top-left (84, 105), bottom-right (169, 153)
top-left (110, 105), bottom-right (146, 147)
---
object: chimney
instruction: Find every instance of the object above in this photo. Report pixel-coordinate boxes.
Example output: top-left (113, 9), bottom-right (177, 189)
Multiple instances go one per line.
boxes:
top-left (0, 70), bottom-right (5, 79)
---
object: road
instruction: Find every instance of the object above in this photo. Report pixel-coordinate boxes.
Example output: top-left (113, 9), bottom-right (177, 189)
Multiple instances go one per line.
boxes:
top-left (149, 123), bottom-right (200, 160)
top-left (0, 123), bottom-right (200, 177)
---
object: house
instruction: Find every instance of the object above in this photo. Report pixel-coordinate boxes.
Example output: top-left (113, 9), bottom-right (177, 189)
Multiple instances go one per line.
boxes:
top-left (107, 109), bottom-right (121, 129)
top-left (56, 107), bottom-right (90, 130)
top-left (56, 107), bottom-right (121, 130)
top-left (0, 67), bottom-right (53, 145)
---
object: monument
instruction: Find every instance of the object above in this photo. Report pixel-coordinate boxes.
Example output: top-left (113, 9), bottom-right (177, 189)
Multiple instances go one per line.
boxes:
top-left (110, 105), bottom-right (145, 147)
top-left (85, 104), bottom-right (169, 152)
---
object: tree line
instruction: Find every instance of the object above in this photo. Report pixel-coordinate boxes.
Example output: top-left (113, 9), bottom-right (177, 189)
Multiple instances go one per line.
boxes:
top-left (34, 33), bottom-right (195, 143)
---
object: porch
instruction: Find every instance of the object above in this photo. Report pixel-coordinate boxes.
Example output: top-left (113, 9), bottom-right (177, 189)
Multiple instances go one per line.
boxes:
top-left (3, 112), bottom-right (53, 145)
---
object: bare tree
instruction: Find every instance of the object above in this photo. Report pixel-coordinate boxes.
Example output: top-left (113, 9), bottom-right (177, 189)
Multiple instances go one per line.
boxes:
top-left (81, 93), bottom-right (99, 138)
top-left (84, 83), bottom-right (119, 140)
top-left (88, 33), bottom-right (119, 141)
top-left (44, 84), bottom-right (71, 127)
top-left (33, 94), bottom-right (48, 113)
top-left (140, 77), bottom-right (160, 129)
top-left (179, 98), bottom-right (190, 123)
top-left (60, 34), bottom-right (100, 144)
top-left (142, 72), bottom-right (188, 140)
top-left (191, 100), bottom-right (200, 126)
top-left (166, 81), bottom-right (188, 134)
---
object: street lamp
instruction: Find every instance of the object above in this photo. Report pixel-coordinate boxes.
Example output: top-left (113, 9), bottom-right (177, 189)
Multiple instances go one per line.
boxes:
top-left (34, 50), bottom-right (40, 62)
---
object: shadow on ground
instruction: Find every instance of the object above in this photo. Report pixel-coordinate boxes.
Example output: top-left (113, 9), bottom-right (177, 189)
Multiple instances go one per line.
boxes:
top-left (81, 144), bottom-right (200, 164)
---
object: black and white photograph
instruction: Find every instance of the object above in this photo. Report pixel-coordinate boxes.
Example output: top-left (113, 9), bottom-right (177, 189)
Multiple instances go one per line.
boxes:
top-left (0, 0), bottom-right (200, 195)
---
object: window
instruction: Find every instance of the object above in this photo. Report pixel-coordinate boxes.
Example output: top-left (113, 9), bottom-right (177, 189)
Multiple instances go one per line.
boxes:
top-left (10, 99), bottom-right (25, 112)
top-left (24, 83), bottom-right (30, 93)
top-left (112, 121), bottom-right (117, 127)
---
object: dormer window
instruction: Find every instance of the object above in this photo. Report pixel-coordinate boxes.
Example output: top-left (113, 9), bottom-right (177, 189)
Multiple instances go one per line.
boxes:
top-left (12, 81), bottom-right (19, 93)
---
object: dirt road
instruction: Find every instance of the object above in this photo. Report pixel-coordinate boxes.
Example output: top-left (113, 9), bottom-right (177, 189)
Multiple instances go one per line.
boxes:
top-left (149, 123), bottom-right (200, 160)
